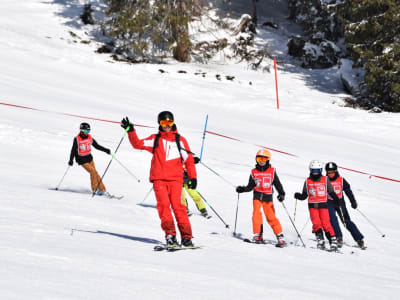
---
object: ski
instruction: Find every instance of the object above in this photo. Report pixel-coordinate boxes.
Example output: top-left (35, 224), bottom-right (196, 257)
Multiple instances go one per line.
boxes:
top-left (153, 244), bottom-right (201, 252)
top-left (243, 238), bottom-right (285, 248)
top-left (106, 194), bottom-right (124, 200)
top-left (344, 242), bottom-right (367, 250)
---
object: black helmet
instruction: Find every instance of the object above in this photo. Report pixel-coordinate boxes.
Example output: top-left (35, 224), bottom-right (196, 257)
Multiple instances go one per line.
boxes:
top-left (325, 162), bottom-right (338, 172)
top-left (80, 122), bottom-right (90, 131)
top-left (157, 111), bottom-right (174, 123)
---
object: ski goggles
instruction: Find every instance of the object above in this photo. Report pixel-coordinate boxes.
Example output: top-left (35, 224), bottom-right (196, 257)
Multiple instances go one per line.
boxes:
top-left (82, 129), bottom-right (90, 134)
top-left (159, 119), bottom-right (174, 127)
top-left (256, 156), bottom-right (269, 163)
top-left (327, 170), bottom-right (336, 174)
top-left (310, 168), bottom-right (322, 174)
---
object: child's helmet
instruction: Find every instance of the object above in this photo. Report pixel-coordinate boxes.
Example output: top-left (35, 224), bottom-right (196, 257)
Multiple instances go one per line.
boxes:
top-left (256, 149), bottom-right (271, 160)
top-left (309, 160), bottom-right (323, 173)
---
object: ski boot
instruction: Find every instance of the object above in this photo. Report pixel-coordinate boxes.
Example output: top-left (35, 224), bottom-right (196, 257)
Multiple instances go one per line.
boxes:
top-left (166, 234), bottom-right (179, 249)
top-left (181, 238), bottom-right (194, 247)
top-left (357, 239), bottom-right (366, 250)
top-left (252, 233), bottom-right (263, 244)
top-left (315, 229), bottom-right (325, 250)
top-left (337, 237), bottom-right (344, 248)
top-left (200, 208), bottom-right (210, 219)
top-left (330, 237), bottom-right (338, 252)
top-left (276, 233), bottom-right (287, 248)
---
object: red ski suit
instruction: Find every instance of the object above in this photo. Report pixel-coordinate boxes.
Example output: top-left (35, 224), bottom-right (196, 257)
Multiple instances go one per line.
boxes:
top-left (128, 127), bottom-right (196, 239)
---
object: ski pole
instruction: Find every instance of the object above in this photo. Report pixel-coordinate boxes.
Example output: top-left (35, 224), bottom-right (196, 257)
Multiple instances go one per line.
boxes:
top-left (114, 157), bottom-right (140, 183)
top-left (294, 218), bottom-right (310, 246)
top-left (181, 146), bottom-right (235, 188)
top-left (55, 166), bottom-right (70, 190)
top-left (338, 205), bottom-right (347, 228)
top-left (199, 161), bottom-right (236, 187)
top-left (293, 199), bottom-right (298, 221)
top-left (92, 126), bottom-right (130, 197)
top-left (140, 187), bottom-right (154, 204)
top-left (197, 191), bottom-right (230, 228)
top-left (199, 114), bottom-right (208, 161)
top-left (281, 202), bottom-right (306, 247)
top-left (233, 193), bottom-right (240, 236)
top-left (356, 208), bottom-right (386, 237)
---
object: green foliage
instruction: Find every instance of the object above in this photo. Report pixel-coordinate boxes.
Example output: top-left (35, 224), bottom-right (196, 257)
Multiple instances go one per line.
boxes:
top-left (337, 0), bottom-right (400, 111)
top-left (102, 0), bottom-right (195, 62)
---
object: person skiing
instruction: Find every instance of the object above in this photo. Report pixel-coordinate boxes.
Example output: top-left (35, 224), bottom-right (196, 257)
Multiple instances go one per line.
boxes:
top-left (68, 122), bottom-right (111, 195)
top-left (182, 156), bottom-right (210, 218)
top-left (294, 160), bottom-right (340, 251)
top-left (121, 111), bottom-right (197, 248)
top-left (236, 149), bottom-right (287, 247)
top-left (325, 162), bottom-right (365, 249)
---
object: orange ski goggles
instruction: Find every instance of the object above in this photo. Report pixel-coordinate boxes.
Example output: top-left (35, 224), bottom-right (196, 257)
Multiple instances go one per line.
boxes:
top-left (159, 119), bottom-right (174, 127)
top-left (256, 156), bottom-right (269, 163)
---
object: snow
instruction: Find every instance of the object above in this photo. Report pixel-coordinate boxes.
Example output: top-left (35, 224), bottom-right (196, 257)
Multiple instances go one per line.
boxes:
top-left (1, 1), bottom-right (400, 299)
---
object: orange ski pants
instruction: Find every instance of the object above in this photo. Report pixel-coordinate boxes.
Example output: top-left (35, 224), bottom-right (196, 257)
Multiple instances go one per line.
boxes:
top-left (81, 161), bottom-right (106, 193)
top-left (153, 180), bottom-right (192, 239)
top-left (252, 199), bottom-right (282, 235)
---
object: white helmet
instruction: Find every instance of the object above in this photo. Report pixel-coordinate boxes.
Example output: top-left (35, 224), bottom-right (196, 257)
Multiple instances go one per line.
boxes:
top-left (309, 160), bottom-right (323, 172)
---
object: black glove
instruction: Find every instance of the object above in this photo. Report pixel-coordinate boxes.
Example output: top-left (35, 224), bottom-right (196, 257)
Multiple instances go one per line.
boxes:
top-left (294, 192), bottom-right (302, 200)
top-left (193, 156), bottom-right (200, 164)
top-left (351, 201), bottom-right (358, 209)
top-left (121, 117), bottom-right (134, 132)
top-left (188, 178), bottom-right (197, 189)
top-left (277, 194), bottom-right (285, 202)
top-left (105, 148), bottom-right (111, 155)
top-left (68, 160), bottom-right (73, 166)
top-left (236, 186), bottom-right (245, 193)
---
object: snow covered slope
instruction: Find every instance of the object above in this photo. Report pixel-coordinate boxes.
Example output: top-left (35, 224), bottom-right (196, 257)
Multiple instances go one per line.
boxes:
top-left (1, 1), bottom-right (399, 299)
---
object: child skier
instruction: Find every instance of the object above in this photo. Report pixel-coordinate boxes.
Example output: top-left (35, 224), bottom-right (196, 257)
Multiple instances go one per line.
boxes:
top-left (182, 157), bottom-right (210, 218)
top-left (236, 149), bottom-right (287, 247)
top-left (325, 162), bottom-right (365, 249)
top-left (121, 111), bottom-right (197, 248)
top-left (294, 160), bottom-right (340, 251)
top-left (68, 122), bottom-right (111, 195)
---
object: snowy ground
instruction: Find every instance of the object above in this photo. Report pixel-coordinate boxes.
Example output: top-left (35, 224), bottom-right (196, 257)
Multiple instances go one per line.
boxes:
top-left (1, 0), bottom-right (400, 299)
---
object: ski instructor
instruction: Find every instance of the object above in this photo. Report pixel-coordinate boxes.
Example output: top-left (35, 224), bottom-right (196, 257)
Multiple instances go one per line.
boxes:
top-left (121, 111), bottom-right (197, 248)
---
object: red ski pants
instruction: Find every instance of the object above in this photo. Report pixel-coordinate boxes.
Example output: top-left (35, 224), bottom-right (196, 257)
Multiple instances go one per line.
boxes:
top-left (252, 200), bottom-right (282, 235)
top-left (153, 180), bottom-right (192, 239)
top-left (309, 207), bottom-right (335, 236)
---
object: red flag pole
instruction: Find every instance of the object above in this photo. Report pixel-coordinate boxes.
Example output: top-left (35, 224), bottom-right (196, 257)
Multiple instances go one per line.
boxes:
top-left (273, 58), bottom-right (280, 109)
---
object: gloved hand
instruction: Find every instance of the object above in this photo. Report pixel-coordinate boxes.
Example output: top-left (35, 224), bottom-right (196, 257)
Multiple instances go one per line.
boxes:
top-left (105, 148), bottom-right (111, 155)
top-left (236, 186), bottom-right (245, 193)
top-left (188, 178), bottom-right (197, 189)
top-left (121, 117), bottom-right (134, 132)
top-left (277, 194), bottom-right (285, 202)
top-left (294, 192), bottom-right (302, 200)
top-left (68, 160), bottom-right (73, 166)
top-left (193, 156), bottom-right (200, 164)
top-left (351, 201), bottom-right (358, 209)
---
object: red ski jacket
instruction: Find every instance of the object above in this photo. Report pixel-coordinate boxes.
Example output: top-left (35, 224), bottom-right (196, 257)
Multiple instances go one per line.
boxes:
top-left (128, 128), bottom-right (196, 183)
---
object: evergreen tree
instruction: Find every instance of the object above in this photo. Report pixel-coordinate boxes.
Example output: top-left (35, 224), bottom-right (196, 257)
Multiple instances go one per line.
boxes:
top-left (102, 0), bottom-right (196, 62)
top-left (338, 0), bottom-right (400, 111)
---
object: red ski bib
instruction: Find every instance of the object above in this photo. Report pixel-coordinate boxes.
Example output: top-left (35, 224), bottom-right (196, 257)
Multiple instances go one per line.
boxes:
top-left (251, 167), bottom-right (275, 194)
top-left (76, 134), bottom-right (92, 156)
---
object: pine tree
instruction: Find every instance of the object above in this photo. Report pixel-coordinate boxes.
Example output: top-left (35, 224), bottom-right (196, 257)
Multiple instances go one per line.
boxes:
top-left (102, 0), bottom-right (196, 62)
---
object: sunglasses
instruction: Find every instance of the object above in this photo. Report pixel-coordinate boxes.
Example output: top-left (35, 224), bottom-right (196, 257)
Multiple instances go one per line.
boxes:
top-left (159, 119), bottom-right (174, 127)
top-left (256, 156), bottom-right (269, 163)
top-left (82, 129), bottom-right (90, 134)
